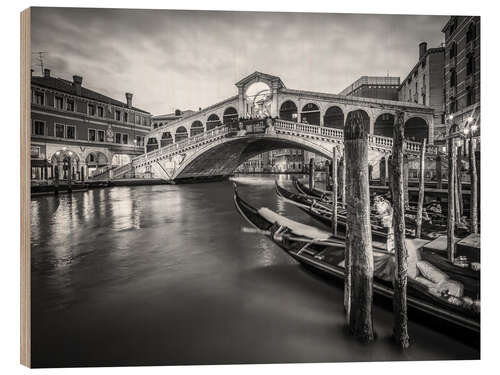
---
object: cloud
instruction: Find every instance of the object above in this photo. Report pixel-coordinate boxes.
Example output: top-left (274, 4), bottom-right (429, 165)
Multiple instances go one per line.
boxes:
top-left (31, 7), bottom-right (449, 115)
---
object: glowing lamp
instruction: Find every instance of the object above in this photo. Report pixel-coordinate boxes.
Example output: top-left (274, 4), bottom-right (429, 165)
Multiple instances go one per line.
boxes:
top-left (471, 124), bottom-right (478, 132)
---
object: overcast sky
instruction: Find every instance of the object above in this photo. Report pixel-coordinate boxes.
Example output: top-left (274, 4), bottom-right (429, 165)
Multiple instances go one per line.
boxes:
top-left (31, 7), bottom-right (449, 115)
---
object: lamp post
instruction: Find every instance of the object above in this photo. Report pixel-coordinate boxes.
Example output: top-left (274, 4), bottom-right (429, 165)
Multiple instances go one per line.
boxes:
top-left (464, 118), bottom-right (479, 234)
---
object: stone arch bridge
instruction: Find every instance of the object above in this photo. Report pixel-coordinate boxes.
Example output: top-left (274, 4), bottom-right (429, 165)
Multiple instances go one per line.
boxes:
top-left (127, 117), bottom-right (439, 182)
top-left (115, 72), bottom-right (439, 182)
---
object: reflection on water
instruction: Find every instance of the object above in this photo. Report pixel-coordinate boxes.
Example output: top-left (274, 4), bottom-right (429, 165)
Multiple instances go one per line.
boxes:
top-left (30, 175), bottom-right (478, 367)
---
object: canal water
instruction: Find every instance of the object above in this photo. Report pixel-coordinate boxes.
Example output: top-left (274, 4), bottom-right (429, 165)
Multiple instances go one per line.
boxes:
top-left (30, 175), bottom-right (479, 367)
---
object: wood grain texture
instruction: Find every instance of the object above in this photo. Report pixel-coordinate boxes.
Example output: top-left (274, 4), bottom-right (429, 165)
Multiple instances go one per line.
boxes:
top-left (415, 138), bottom-right (426, 238)
top-left (344, 110), bottom-right (374, 341)
top-left (392, 111), bottom-right (410, 348)
top-left (20, 7), bottom-right (31, 368)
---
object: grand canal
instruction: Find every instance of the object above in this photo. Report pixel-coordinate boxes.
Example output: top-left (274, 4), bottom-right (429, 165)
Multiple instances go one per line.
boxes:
top-left (30, 175), bottom-right (479, 367)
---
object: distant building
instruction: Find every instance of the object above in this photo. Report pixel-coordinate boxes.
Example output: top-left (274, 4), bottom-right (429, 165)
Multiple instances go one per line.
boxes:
top-left (31, 69), bottom-right (151, 182)
top-left (442, 16), bottom-right (480, 135)
top-left (152, 109), bottom-right (195, 129)
top-left (398, 42), bottom-right (446, 144)
top-left (339, 76), bottom-right (401, 101)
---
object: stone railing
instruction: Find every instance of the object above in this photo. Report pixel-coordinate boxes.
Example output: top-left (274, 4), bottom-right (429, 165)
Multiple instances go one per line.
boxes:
top-left (275, 118), bottom-right (437, 155)
top-left (135, 118), bottom-right (438, 166)
top-left (111, 162), bottom-right (133, 178)
top-left (133, 125), bottom-right (230, 166)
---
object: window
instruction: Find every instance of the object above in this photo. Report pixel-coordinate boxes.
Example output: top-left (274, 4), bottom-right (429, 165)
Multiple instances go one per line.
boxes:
top-left (466, 87), bottom-right (474, 106)
top-left (450, 69), bottom-right (457, 87)
top-left (66, 126), bottom-right (75, 139)
top-left (135, 135), bottom-right (144, 146)
top-left (136, 115), bottom-right (140, 124)
top-left (55, 124), bottom-right (65, 138)
top-left (98, 130), bottom-right (105, 142)
top-left (89, 129), bottom-right (96, 141)
top-left (115, 133), bottom-right (121, 144)
top-left (31, 146), bottom-right (40, 158)
top-left (115, 110), bottom-right (121, 121)
top-left (122, 134), bottom-right (129, 145)
top-left (466, 55), bottom-right (475, 75)
top-left (449, 42), bottom-right (456, 59)
top-left (98, 106), bottom-right (104, 117)
top-left (88, 104), bottom-right (96, 116)
top-left (466, 23), bottom-right (476, 43)
top-left (32, 120), bottom-right (45, 136)
top-left (153, 123), bottom-right (158, 129)
top-left (449, 98), bottom-right (458, 113)
top-left (124, 112), bottom-right (128, 123)
top-left (66, 99), bottom-right (75, 112)
top-left (55, 96), bottom-right (64, 110)
top-left (33, 91), bottom-right (44, 106)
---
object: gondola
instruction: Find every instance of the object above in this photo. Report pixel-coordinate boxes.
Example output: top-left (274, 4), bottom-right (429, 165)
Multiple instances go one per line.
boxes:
top-left (294, 177), bottom-right (448, 225)
top-left (233, 183), bottom-right (480, 337)
top-left (287, 180), bottom-right (449, 240)
top-left (276, 181), bottom-right (404, 241)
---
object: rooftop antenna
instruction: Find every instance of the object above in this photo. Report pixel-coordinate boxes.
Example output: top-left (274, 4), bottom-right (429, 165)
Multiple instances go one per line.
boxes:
top-left (32, 51), bottom-right (47, 75)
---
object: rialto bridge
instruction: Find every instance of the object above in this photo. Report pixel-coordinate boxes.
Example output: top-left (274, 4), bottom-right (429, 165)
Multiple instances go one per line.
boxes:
top-left (114, 72), bottom-right (439, 182)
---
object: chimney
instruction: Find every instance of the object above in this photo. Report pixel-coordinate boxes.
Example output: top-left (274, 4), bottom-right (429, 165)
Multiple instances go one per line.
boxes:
top-left (43, 68), bottom-right (51, 78)
top-left (419, 42), bottom-right (427, 59)
top-left (125, 92), bottom-right (133, 108)
top-left (73, 75), bottom-right (83, 96)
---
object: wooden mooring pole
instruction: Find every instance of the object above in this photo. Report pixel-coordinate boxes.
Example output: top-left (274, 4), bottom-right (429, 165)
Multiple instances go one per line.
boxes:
top-left (469, 137), bottom-right (478, 233)
top-left (436, 154), bottom-right (442, 190)
top-left (340, 155), bottom-right (346, 208)
top-left (309, 158), bottom-right (315, 190)
top-left (447, 124), bottom-right (458, 262)
top-left (403, 155), bottom-right (409, 208)
top-left (331, 147), bottom-right (338, 236)
top-left (344, 110), bottom-right (374, 341)
top-left (415, 139), bottom-right (426, 238)
top-left (391, 111), bottom-right (410, 349)
top-left (456, 145), bottom-right (464, 221)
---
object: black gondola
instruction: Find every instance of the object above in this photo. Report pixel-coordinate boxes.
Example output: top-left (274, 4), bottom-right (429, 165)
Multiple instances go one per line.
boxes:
top-left (233, 184), bottom-right (480, 338)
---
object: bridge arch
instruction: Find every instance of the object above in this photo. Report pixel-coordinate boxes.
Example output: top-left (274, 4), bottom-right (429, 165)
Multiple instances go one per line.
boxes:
top-left (323, 106), bottom-right (344, 129)
top-left (405, 116), bottom-right (429, 142)
top-left (173, 134), bottom-right (334, 181)
top-left (146, 137), bottom-right (159, 152)
top-left (190, 121), bottom-right (204, 137)
top-left (301, 103), bottom-right (321, 125)
top-left (374, 113), bottom-right (395, 138)
top-left (206, 114), bottom-right (222, 130)
top-left (223, 107), bottom-right (238, 124)
top-left (160, 131), bottom-right (173, 147)
top-left (175, 126), bottom-right (189, 143)
top-left (279, 100), bottom-right (298, 122)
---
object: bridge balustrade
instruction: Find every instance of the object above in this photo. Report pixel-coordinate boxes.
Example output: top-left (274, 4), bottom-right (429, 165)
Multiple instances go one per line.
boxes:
top-left (135, 117), bottom-right (437, 168)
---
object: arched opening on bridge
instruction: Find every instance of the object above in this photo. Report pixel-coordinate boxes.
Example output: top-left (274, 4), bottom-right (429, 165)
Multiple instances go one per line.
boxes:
top-left (190, 121), bottom-right (204, 137)
top-left (175, 126), bottom-right (189, 143)
top-left (206, 114), bottom-right (221, 131)
top-left (112, 154), bottom-right (131, 167)
top-left (323, 106), bottom-right (344, 129)
top-left (374, 113), bottom-right (395, 138)
top-left (301, 103), bottom-right (320, 125)
top-left (160, 131), bottom-right (173, 147)
top-left (146, 138), bottom-right (159, 153)
top-left (279, 100), bottom-right (298, 122)
top-left (405, 117), bottom-right (429, 142)
top-left (223, 107), bottom-right (238, 124)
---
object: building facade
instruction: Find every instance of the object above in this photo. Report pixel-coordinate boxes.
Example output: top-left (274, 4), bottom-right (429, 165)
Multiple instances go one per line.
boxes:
top-left (442, 16), bottom-right (480, 134)
top-left (339, 76), bottom-right (401, 101)
top-left (398, 42), bottom-right (446, 144)
top-left (31, 69), bottom-right (152, 182)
